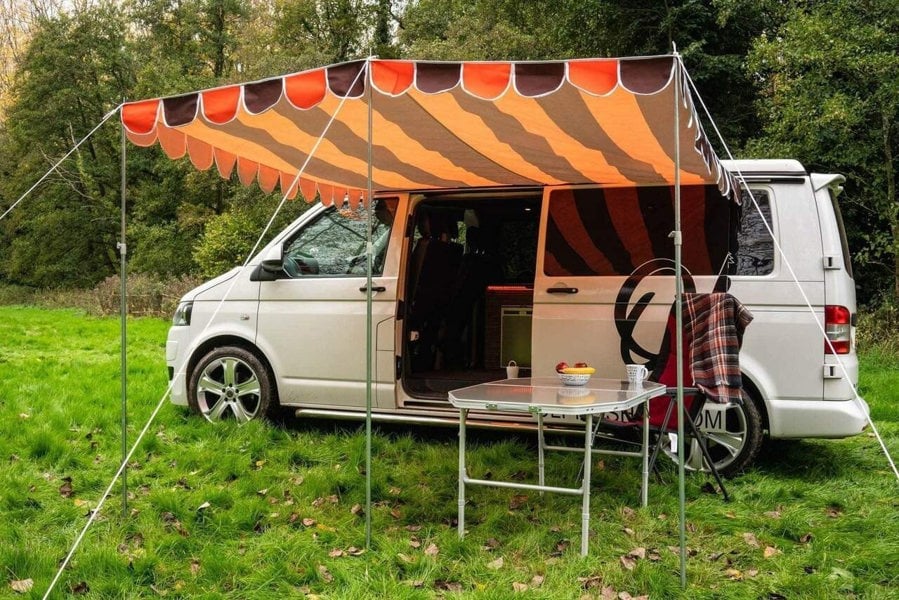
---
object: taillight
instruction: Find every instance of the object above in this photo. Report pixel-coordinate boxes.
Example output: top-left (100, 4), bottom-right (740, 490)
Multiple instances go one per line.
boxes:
top-left (825, 305), bottom-right (851, 354)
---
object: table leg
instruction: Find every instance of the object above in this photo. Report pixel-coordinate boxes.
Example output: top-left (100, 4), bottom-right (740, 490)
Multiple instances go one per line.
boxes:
top-left (581, 414), bottom-right (593, 556)
top-left (458, 408), bottom-right (467, 539)
top-left (642, 398), bottom-right (650, 507)
top-left (537, 412), bottom-right (545, 495)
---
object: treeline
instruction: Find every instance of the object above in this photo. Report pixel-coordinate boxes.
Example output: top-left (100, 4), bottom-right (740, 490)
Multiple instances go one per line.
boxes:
top-left (0, 0), bottom-right (896, 306)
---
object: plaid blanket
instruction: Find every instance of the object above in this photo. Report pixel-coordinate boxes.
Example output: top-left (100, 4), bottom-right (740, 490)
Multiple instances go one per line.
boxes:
top-left (684, 293), bottom-right (754, 404)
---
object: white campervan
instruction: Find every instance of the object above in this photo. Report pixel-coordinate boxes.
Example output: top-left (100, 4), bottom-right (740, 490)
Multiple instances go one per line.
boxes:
top-left (165, 159), bottom-right (868, 474)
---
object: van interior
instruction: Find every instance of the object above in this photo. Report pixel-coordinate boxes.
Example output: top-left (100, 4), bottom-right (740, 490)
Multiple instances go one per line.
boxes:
top-left (401, 191), bottom-right (542, 398)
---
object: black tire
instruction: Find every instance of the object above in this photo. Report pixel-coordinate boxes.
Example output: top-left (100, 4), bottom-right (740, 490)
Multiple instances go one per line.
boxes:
top-left (662, 390), bottom-right (764, 477)
top-left (188, 346), bottom-right (274, 423)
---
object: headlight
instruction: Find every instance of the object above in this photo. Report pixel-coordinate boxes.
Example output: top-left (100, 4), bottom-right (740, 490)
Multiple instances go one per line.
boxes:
top-left (172, 301), bottom-right (193, 326)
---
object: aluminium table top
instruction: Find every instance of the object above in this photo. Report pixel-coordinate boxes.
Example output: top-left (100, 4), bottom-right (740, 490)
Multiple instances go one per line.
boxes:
top-left (447, 377), bottom-right (666, 416)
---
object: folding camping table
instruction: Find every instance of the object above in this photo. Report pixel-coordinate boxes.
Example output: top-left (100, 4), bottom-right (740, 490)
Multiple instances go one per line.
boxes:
top-left (448, 377), bottom-right (666, 556)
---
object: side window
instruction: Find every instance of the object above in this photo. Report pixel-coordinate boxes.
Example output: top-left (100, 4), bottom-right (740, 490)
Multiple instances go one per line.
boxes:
top-left (282, 198), bottom-right (397, 277)
top-left (734, 189), bottom-right (775, 276)
top-left (544, 186), bottom-right (733, 277)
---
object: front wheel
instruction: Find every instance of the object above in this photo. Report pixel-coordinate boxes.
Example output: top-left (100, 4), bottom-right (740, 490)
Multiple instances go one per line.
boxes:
top-left (188, 346), bottom-right (274, 423)
top-left (662, 390), bottom-right (764, 477)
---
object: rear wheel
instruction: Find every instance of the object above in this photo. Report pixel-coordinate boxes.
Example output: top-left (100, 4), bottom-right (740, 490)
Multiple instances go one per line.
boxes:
top-left (188, 346), bottom-right (274, 423)
top-left (662, 390), bottom-right (764, 477)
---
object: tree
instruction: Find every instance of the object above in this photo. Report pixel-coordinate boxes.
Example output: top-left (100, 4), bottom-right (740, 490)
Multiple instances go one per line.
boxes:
top-left (745, 0), bottom-right (898, 304)
top-left (0, 2), bottom-right (133, 288)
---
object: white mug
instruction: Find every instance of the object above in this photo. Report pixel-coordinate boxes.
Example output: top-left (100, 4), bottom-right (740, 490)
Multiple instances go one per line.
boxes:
top-left (626, 363), bottom-right (649, 385)
top-left (506, 360), bottom-right (519, 379)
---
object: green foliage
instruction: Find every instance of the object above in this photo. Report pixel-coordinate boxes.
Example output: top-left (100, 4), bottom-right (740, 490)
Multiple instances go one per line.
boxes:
top-left (745, 0), bottom-right (899, 303)
top-left (193, 190), bottom-right (308, 278)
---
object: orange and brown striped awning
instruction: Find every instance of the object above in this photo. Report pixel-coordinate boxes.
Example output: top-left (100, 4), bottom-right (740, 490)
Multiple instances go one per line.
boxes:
top-left (121, 56), bottom-right (735, 205)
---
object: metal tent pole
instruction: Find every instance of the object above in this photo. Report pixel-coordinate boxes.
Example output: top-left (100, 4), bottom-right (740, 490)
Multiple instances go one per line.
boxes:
top-left (119, 113), bottom-right (128, 516)
top-left (364, 57), bottom-right (374, 549)
top-left (672, 50), bottom-right (687, 589)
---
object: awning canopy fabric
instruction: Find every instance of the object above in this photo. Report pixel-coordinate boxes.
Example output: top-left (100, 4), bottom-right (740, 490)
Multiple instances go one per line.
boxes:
top-left (121, 56), bottom-right (735, 205)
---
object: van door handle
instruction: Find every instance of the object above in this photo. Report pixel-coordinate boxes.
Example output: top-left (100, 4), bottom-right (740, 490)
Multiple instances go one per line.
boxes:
top-left (360, 285), bottom-right (387, 293)
top-left (547, 287), bottom-right (578, 294)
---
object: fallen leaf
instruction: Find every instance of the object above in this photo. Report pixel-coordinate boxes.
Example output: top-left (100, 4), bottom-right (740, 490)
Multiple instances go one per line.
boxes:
top-left (764, 546), bottom-right (781, 559)
top-left (622, 506), bottom-right (636, 519)
top-left (70, 581), bottom-right (90, 594)
top-left (405, 524), bottom-right (422, 532)
top-left (512, 581), bottom-right (528, 592)
top-left (622, 527), bottom-right (635, 537)
top-left (424, 543), bottom-right (439, 556)
top-left (409, 537), bottom-right (421, 549)
top-left (390, 507), bottom-right (402, 519)
top-left (530, 575), bottom-right (545, 587)
top-left (10, 579), bottom-right (33, 594)
top-left (397, 553), bottom-right (413, 564)
top-left (329, 548), bottom-right (345, 558)
top-left (577, 575), bottom-right (603, 589)
top-left (197, 501), bottom-right (211, 511)
top-left (509, 494), bottom-right (529, 510)
top-left (255, 460), bottom-right (266, 469)
top-left (648, 549), bottom-right (662, 562)
top-left (628, 547), bottom-right (646, 560)
top-left (351, 503), bottom-right (363, 515)
top-left (483, 538), bottom-right (501, 550)
top-left (707, 551), bottom-right (725, 561)
top-left (328, 495), bottom-right (339, 504)
top-left (190, 559), bottom-right (200, 575)
top-left (619, 555), bottom-right (637, 571)
top-left (742, 532), bottom-right (760, 548)
top-left (312, 497), bottom-right (326, 507)
top-left (600, 586), bottom-right (618, 599)
top-left (487, 557), bottom-right (504, 570)
top-left (724, 511), bottom-right (737, 519)
top-left (317, 564), bottom-right (333, 583)
top-left (656, 512), bottom-right (667, 520)
top-left (302, 518), bottom-right (316, 527)
top-left (73, 498), bottom-right (90, 508)
top-left (19, 413), bottom-right (30, 419)
top-left (256, 488), bottom-right (269, 496)
top-left (388, 486), bottom-right (402, 495)
top-left (799, 533), bottom-right (813, 544)
top-left (764, 508), bottom-right (783, 519)
top-left (725, 568), bottom-right (743, 580)
top-left (747, 568), bottom-right (759, 577)
top-left (434, 580), bottom-right (462, 592)
top-left (825, 506), bottom-right (843, 518)
top-left (291, 476), bottom-right (305, 485)
top-left (59, 477), bottom-right (74, 498)
top-left (347, 547), bottom-right (364, 556)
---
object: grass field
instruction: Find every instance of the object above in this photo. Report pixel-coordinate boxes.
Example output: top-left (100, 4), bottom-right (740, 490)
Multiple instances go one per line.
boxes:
top-left (1, 306), bottom-right (897, 599)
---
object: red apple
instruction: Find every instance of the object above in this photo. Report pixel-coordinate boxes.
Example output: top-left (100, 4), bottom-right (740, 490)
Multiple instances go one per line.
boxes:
top-left (555, 361), bottom-right (569, 373)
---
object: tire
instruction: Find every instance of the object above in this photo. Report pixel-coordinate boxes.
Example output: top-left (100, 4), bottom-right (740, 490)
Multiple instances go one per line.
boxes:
top-left (662, 390), bottom-right (764, 477)
top-left (188, 346), bottom-right (274, 423)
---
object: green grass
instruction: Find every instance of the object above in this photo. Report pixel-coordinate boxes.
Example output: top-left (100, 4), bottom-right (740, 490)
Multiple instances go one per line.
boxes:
top-left (0, 306), bottom-right (897, 599)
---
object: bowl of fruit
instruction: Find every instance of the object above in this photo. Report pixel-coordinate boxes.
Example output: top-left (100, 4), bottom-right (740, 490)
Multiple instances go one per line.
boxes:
top-left (555, 361), bottom-right (596, 386)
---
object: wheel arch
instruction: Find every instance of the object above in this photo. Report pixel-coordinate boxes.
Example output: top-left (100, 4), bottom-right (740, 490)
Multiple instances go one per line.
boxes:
top-left (740, 372), bottom-right (770, 436)
top-left (188, 336), bottom-right (280, 405)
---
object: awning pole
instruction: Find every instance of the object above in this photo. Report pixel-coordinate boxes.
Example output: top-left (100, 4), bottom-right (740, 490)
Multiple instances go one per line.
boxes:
top-left (118, 109), bottom-right (128, 517)
top-left (364, 57), bottom-right (374, 549)
top-left (672, 49), bottom-right (687, 590)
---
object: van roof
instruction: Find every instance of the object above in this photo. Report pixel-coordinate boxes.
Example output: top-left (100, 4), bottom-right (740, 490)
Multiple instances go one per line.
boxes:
top-left (722, 159), bottom-right (806, 176)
